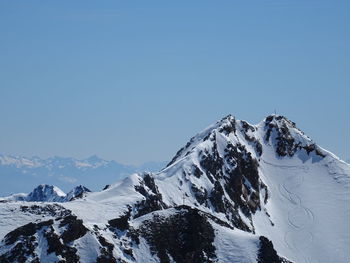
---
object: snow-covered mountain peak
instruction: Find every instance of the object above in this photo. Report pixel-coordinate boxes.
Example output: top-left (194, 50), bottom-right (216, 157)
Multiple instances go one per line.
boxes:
top-left (1, 115), bottom-right (349, 263)
top-left (148, 114), bottom-right (333, 234)
top-left (164, 114), bottom-right (326, 183)
top-left (166, 114), bottom-right (238, 168)
top-left (26, 184), bottom-right (66, 202)
top-left (66, 185), bottom-right (91, 201)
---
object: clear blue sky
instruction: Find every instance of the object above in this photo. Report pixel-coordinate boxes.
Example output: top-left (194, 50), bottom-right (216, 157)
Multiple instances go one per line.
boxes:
top-left (0, 1), bottom-right (349, 164)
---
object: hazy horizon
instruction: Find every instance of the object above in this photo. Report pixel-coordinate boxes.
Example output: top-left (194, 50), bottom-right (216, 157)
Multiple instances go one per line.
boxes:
top-left (1, 1), bottom-right (349, 164)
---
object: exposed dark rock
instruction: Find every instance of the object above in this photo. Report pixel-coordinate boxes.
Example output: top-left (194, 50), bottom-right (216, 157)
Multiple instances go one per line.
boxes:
top-left (203, 131), bottom-right (214, 141)
top-left (20, 204), bottom-right (71, 218)
top-left (239, 121), bottom-right (263, 157)
top-left (200, 141), bottom-right (224, 181)
top-left (45, 227), bottom-right (64, 254)
top-left (96, 235), bottom-right (116, 263)
top-left (265, 117), bottom-right (297, 157)
top-left (96, 255), bottom-right (116, 263)
top-left (261, 182), bottom-right (269, 204)
top-left (103, 184), bottom-right (111, 190)
top-left (44, 225), bottom-right (80, 263)
top-left (218, 115), bottom-right (236, 136)
top-left (241, 120), bottom-right (255, 133)
top-left (3, 219), bottom-right (54, 246)
top-left (223, 143), bottom-right (260, 213)
top-left (302, 144), bottom-right (326, 158)
top-left (191, 184), bottom-right (208, 205)
top-left (258, 236), bottom-right (280, 263)
top-left (143, 173), bottom-right (159, 194)
top-left (139, 207), bottom-right (217, 263)
top-left (3, 222), bottom-right (37, 245)
top-left (0, 216), bottom-right (85, 263)
top-left (193, 165), bottom-right (203, 178)
top-left (264, 115), bottom-right (325, 160)
top-left (123, 248), bottom-right (134, 259)
top-left (60, 247), bottom-right (79, 263)
top-left (209, 181), bottom-right (226, 213)
top-left (258, 236), bottom-right (293, 263)
top-left (255, 140), bottom-right (263, 156)
top-left (174, 206), bottom-right (233, 229)
top-left (108, 209), bottom-right (131, 231)
top-left (60, 215), bottom-right (88, 243)
top-left (0, 240), bottom-right (37, 263)
top-left (127, 228), bottom-right (140, 245)
top-left (276, 127), bottom-right (296, 157)
top-left (134, 173), bottom-right (168, 218)
top-left (1, 219), bottom-right (59, 263)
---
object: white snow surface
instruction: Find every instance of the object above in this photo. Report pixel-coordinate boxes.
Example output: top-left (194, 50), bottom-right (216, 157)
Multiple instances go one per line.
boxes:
top-left (253, 150), bottom-right (350, 263)
top-left (213, 223), bottom-right (259, 263)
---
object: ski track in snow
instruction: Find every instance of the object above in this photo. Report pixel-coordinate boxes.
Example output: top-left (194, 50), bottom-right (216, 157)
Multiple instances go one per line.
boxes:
top-left (280, 167), bottom-right (314, 263)
top-left (263, 160), bottom-right (315, 263)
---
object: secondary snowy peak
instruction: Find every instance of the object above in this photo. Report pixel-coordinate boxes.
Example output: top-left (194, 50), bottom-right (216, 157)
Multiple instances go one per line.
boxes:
top-left (2, 184), bottom-right (91, 202)
top-left (26, 184), bottom-right (66, 202)
top-left (65, 185), bottom-right (91, 201)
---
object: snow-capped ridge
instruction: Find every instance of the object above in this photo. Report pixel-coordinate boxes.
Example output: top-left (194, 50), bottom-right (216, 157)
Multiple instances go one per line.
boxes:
top-left (66, 185), bottom-right (91, 201)
top-left (26, 184), bottom-right (66, 202)
top-left (166, 114), bottom-right (237, 168)
top-left (166, 114), bottom-right (325, 172)
top-left (261, 114), bottom-right (326, 159)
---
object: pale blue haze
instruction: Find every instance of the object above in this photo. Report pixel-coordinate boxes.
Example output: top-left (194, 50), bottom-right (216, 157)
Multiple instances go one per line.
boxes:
top-left (0, 1), bottom-right (349, 164)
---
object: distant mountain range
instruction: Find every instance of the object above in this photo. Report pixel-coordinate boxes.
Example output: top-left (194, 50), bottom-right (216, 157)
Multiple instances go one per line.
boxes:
top-left (0, 154), bottom-right (166, 196)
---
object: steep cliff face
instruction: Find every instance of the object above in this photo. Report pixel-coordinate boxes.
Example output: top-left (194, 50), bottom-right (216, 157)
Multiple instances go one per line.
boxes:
top-left (1, 115), bottom-right (349, 263)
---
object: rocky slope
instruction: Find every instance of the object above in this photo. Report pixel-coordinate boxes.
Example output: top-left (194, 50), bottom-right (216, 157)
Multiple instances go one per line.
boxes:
top-left (1, 114), bottom-right (349, 263)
